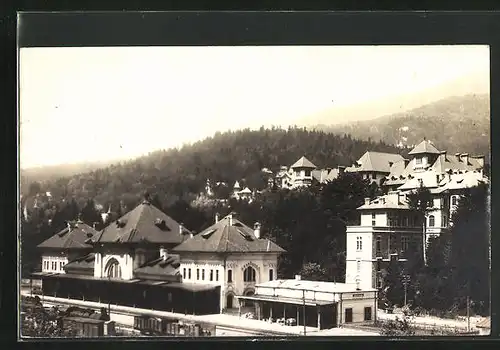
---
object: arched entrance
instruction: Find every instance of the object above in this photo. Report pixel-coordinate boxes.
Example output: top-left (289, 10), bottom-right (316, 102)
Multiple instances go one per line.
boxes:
top-left (244, 289), bottom-right (255, 307)
top-left (226, 293), bottom-right (234, 309)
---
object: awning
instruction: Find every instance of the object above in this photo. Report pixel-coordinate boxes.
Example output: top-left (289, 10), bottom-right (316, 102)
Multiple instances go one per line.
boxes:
top-left (236, 294), bottom-right (335, 306)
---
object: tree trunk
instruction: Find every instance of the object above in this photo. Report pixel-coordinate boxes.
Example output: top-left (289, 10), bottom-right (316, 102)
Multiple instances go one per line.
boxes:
top-left (422, 218), bottom-right (427, 265)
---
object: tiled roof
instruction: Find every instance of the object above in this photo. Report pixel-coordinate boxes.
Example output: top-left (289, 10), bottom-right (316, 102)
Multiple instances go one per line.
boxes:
top-left (172, 215), bottom-right (285, 254)
top-left (133, 255), bottom-right (181, 279)
top-left (346, 152), bottom-right (404, 174)
top-left (383, 160), bottom-right (413, 186)
top-left (431, 152), bottom-right (484, 173)
top-left (290, 156), bottom-right (317, 169)
top-left (432, 171), bottom-right (488, 194)
top-left (37, 221), bottom-right (98, 250)
top-left (312, 168), bottom-right (341, 183)
top-left (257, 279), bottom-right (377, 293)
top-left (63, 253), bottom-right (96, 271)
top-left (96, 200), bottom-right (192, 245)
top-left (408, 139), bottom-right (441, 155)
top-left (358, 192), bottom-right (411, 210)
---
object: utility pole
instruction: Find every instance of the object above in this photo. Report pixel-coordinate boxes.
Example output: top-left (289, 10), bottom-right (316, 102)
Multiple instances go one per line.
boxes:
top-left (467, 295), bottom-right (470, 332)
top-left (402, 275), bottom-right (410, 307)
top-left (302, 289), bottom-right (306, 336)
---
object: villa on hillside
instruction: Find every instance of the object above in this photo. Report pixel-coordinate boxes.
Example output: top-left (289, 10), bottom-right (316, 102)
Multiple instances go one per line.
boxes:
top-left (344, 139), bottom-right (488, 290)
top-left (345, 151), bottom-right (405, 186)
top-left (275, 156), bottom-right (342, 190)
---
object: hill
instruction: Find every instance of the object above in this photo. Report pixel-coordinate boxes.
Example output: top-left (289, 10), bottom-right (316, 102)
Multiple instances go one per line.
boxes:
top-left (306, 94), bottom-right (490, 159)
top-left (22, 127), bottom-right (407, 212)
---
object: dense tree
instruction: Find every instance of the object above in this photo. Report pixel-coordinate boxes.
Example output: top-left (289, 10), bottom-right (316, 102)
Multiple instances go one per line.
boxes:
top-left (298, 262), bottom-right (329, 281)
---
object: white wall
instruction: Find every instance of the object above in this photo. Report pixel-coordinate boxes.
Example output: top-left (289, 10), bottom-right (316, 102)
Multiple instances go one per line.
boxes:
top-left (42, 255), bottom-right (68, 274)
top-left (345, 228), bottom-right (373, 289)
top-left (94, 252), bottom-right (135, 280)
top-left (339, 297), bottom-right (377, 324)
top-left (360, 212), bottom-right (387, 227)
top-left (179, 252), bottom-right (279, 312)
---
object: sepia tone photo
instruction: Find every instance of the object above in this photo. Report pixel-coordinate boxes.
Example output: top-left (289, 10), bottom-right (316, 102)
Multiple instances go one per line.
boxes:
top-left (19, 44), bottom-right (490, 338)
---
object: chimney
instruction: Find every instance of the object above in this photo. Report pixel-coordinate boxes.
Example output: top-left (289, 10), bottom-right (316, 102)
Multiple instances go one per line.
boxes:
top-left (460, 153), bottom-right (469, 165)
top-left (254, 222), bottom-right (261, 239)
top-left (159, 247), bottom-right (167, 261)
top-left (67, 222), bottom-right (72, 232)
top-left (295, 275), bottom-right (301, 281)
top-left (338, 166), bottom-right (346, 174)
top-left (179, 223), bottom-right (184, 235)
top-left (364, 197), bottom-right (371, 206)
top-left (388, 161), bottom-right (394, 168)
top-left (93, 222), bottom-right (97, 230)
top-left (455, 153), bottom-right (461, 162)
top-left (473, 155), bottom-right (485, 168)
top-left (228, 213), bottom-right (233, 226)
top-left (215, 212), bottom-right (220, 223)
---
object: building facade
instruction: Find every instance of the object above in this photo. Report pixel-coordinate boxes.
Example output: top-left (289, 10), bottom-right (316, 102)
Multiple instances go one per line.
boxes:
top-left (172, 213), bottom-right (285, 313)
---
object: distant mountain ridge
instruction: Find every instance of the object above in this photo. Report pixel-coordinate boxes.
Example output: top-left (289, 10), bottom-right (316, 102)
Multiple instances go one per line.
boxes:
top-left (307, 94), bottom-right (490, 159)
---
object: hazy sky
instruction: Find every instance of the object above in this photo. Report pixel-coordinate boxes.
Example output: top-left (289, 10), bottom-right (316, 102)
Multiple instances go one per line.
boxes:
top-left (19, 45), bottom-right (489, 169)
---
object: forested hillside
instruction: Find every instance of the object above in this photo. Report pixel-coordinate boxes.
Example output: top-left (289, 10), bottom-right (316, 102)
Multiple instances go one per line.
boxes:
top-left (23, 127), bottom-right (408, 213)
top-left (310, 94), bottom-right (490, 159)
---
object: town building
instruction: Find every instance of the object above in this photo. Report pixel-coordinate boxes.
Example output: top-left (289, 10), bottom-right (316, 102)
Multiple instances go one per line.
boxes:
top-left (172, 212), bottom-right (285, 313)
top-left (346, 151), bottom-right (405, 186)
top-left (345, 139), bottom-right (488, 289)
top-left (345, 192), bottom-right (423, 289)
top-left (33, 198), bottom-right (221, 315)
top-left (275, 156), bottom-right (342, 190)
top-left (37, 219), bottom-right (99, 274)
top-left (236, 275), bottom-right (377, 330)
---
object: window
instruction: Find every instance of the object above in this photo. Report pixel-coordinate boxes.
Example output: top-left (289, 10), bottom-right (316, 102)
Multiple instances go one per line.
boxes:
top-left (443, 215), bottom-right (448, 227)
top-left (364, 307), bottom-right (372, 321)
top-left (183, 268), bottom-right (186, 279)
top-left (401, 236), bottom-right (409, 252)
top-left (356, 236), bottom-right (363, 251)
top-left (210, 269), bottom-right (214, 281)
top-left (452, 195), bottom-right (458, 206)
top-left (416, 158), bottom-right (422, 165)
top-left (372, 213), bottom-right (376, 226)
top-left (227, 269), bottom-right (233, 283)
top-left (52, 262), bottom-right (56, 270)
top-left (377, 278), bottom-right (383, 289)
top-left (345, 308), bottom-right (353, 323)
top-left (295, 171), bottom-right (300, 177)
top-left (202, 269), bottom-right (205, 280)
top-left (402, 216), bottom-right (409, 227)
top-left (269, 269), bottom-right (274, 281)
top-left (188, 268), bottom-right (192, 279)
top-left (372, 173), bottom-right (376, 180)
top-left (356, 260), bottom-right (361, 274)
top-left (244, 266), bottom-right (256, 282)
top-left (428, 215), bottom-right (435, 227)
top-left (197, 269), bottom-right (200, 280)
top-left (375, 235), bottom-right (381, 255)
top-left (60, 262), bottom-right (64, 271)
top-left (216, 270), bottom-right (219, 281)
top-left (305, 170), bottom-right (311, 177)
top-left (105, 259), bottom-right (122, 279)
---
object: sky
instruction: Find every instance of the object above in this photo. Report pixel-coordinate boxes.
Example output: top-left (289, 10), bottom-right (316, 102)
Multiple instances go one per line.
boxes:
top-left (19, 45), bottom-right (490, 169)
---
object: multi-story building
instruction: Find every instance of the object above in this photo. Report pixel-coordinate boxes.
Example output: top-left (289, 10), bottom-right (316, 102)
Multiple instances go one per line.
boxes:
top-left (346, 139), bottom-right (488, 289)
top-left (172, 212), bottom-right (285, 313)
top-left (275, 156), bottom-right (341, 189)
top-left (345, 192), bottom-right (422, 289)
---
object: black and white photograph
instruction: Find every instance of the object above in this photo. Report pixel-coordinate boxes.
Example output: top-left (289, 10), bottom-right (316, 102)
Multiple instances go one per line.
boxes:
top-left (18, 39), bottom-right (490, 338)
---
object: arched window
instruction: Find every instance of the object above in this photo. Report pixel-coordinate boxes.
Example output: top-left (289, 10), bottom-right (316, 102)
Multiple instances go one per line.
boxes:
top-left (226, 294), bottom-right (234, 309)
top-left (243, 266), bottom-right (256, 282)
top-left (428, 215), bottom-right (435, 227)
top-left (105, 258), bottom-right (122, 279)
